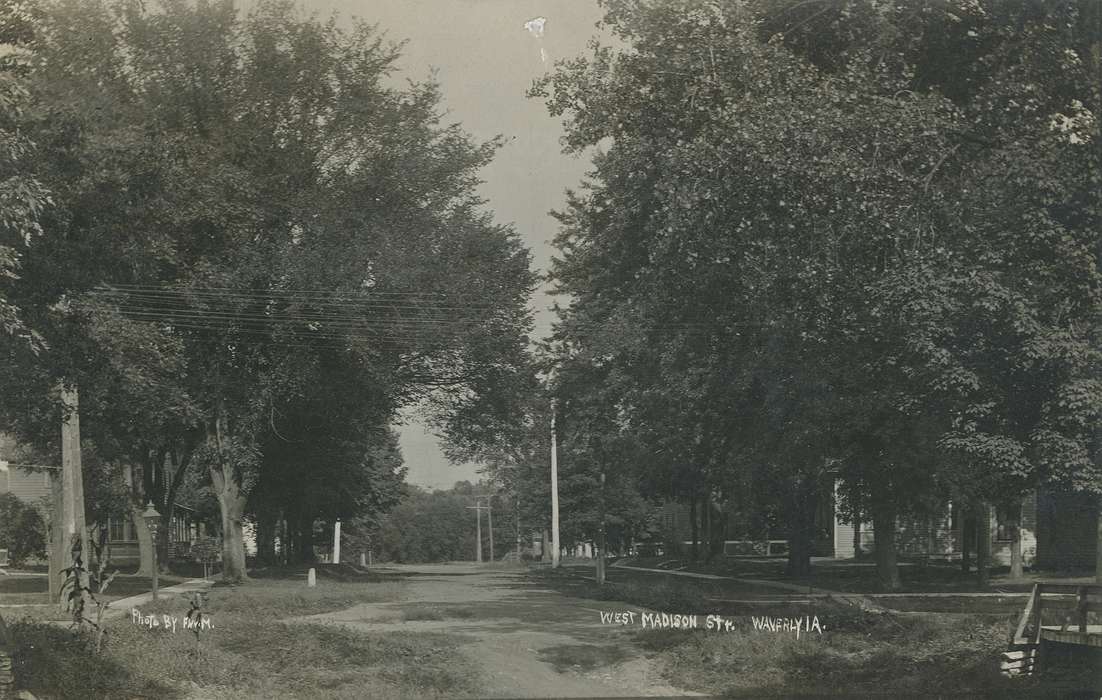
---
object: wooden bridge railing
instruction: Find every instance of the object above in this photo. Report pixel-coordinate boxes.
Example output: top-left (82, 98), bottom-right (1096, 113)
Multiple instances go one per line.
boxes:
top-left (1012, 583), bottom-right (1102, 647)
top-left (1004, 583), bottom-right (1102, 676)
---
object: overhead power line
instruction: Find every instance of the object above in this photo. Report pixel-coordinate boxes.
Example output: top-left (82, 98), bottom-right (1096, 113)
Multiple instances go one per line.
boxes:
top-left (72, 284), bottom-right (765, 351)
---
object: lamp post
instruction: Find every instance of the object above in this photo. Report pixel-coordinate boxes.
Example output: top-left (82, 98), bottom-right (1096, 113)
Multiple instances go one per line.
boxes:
top-left (142, 502), bottom-right (162, 601)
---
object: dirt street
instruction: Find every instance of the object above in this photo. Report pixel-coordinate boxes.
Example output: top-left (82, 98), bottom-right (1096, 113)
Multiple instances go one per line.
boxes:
top-left (291, 563), bottom-right (699, 698)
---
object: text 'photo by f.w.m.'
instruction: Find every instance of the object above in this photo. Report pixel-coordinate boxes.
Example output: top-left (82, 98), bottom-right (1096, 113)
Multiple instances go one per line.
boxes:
top-left (0, 1), bottom-right (1099, 698)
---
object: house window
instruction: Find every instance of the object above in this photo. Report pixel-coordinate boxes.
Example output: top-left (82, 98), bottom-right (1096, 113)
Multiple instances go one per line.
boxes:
top-left (996, 505), bottom-right (1020, 542)
top-left (108, 517), bottom-right (128, 542)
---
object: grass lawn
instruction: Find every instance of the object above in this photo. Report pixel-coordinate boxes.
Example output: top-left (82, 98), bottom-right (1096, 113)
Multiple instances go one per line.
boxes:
top-left (0, 575), bottom-right (51, 605)
top-left (621, 555), bottom-right (1086, 594)
top-left (4, 568), bottom-right (481, 699)
top-left (1, 572), bottom-right (189, 607)
top-left (532, 567), bottom-right (1102, 696)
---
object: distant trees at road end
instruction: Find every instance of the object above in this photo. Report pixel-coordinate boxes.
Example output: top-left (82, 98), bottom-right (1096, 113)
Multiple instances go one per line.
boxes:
top-left (355, 482), bottom-right (523, 564)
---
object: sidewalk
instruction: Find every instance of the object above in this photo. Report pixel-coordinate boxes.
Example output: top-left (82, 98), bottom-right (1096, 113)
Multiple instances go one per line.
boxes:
top-left (611, 561), bottom-right (852, 597)
top-left (104, 578), bottom-right (214, 619)
top-left (610, 562), bottom-right (1041, 615)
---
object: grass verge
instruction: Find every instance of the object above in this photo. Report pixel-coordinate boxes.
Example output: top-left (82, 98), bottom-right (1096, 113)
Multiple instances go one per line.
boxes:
top-left (621, 555), bottom-right (1087, 595)
top-left (530, 566), bottom-right (1101, 696)
top-left (634, 606), bottom-right (1101, 696)
top-left (6, 571), bottom-right (480, 699)
top-left (1, 573), bottom-right (189, 606)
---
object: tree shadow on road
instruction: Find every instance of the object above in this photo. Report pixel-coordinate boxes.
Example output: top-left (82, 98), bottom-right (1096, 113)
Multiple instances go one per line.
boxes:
top-left (537, 643), bottom-right (633, 672)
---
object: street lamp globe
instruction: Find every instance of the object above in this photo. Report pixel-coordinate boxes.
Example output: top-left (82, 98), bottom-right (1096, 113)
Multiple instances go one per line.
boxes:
top-left (142, 502), bottom-right (162, 531)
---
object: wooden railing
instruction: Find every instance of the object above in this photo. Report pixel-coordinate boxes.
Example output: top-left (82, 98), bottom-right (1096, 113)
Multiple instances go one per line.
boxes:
top-left (1005, 583), bottom-right (1102, 675)
top-left (1014, 584), bottom-right (1102, 643)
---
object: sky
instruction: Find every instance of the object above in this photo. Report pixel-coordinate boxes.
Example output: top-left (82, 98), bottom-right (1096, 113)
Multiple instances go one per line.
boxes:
top-left (288, 0), bottom-right (608, 489)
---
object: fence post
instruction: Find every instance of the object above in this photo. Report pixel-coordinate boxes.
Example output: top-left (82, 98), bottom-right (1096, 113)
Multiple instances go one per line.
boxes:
top-left (1033, 586), bottom-right (1044, 643)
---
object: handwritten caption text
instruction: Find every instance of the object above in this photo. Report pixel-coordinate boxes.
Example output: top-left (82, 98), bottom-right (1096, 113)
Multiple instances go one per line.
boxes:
top-left (598, 611), bottom-right (823, 639)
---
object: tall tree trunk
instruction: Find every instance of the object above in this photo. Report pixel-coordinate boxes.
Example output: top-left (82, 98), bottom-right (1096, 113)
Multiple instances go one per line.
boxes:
top-left (293, 515), bottom-right (304, 563)
top-left (786, 481), bottom-right (814, 578)
top-left (709, 498), bottom-right (725, 561)
top-left (921, 512), bottom-right (936, 568)
top-left (596, 472), bottom-right (606, 585)
top-left (960, 506), bottom-right (972, 573)
top-left (853, 517), bottom-right (863, 560)
top-left (210, 462), bottom-right (248, 582)
top-left (851, 493), bottom-right (862, 560)
top-left (279, 512), bottom-right (289, 564)
top-left (157, 443), bottom-right (195, 574)
top-left (975, 502), bottom-right (991, 587)
top-left (785, 516), bottom-right (811, 578)
top-left (157, 504), bottom-right (173, 574)
top-left (702, 492), bottom-right (713, 563)
top-left (1009, 500), bottom-right (1024, 579)
top-left (281, 512), bottom-right (292, 563)
top-left (689, 496), bottom-right (699, 562)
top-left (298, 512), bottom-right (316, 563)
top-left (1095, 495), bottom-right (1102, 584)
top-left (131, 503), bottom-right (155, 578)
top-left (257, 511), bottom-right (277, 565)
top-left (289, 514), bottom-right (302, 563)
top-left (872, 502), bottom-right (901, 591)
top-left (208, 406), bottom-right (248, 582)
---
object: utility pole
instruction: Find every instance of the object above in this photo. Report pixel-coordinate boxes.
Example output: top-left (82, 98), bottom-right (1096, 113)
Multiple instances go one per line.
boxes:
top-left (475, 498), bottom-right (482, 562)
top-left (467, 499), bottom-right (485, 563)
top-left (550, 404), bottom-right (560, 568)
top-left (515, 496), bottom-right (521, 562)
top-left (60, 384), bottom-right (89, 610)
top-left (597, 470), bottom-right (607, 585)
top-left (487, 495), bottom-right (494, 562)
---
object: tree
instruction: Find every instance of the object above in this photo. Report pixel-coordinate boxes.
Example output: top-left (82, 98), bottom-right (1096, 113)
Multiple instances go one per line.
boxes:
top-left (371, 484), bottom-right (483, 563)
top-left (0, 7), bottom-right (47, 351)
top-left (0, 0), bottom-right (48, 645)
top-left (537, 0), bottom-right (964, 587)
top-left (536, 0), bottom-right (1100, 590)
top-left (4, 0), bottom-right (536, 583)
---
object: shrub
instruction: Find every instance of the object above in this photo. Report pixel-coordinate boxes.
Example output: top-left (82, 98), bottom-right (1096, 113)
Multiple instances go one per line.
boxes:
top-left (0, 493), bottom-right (46, 566)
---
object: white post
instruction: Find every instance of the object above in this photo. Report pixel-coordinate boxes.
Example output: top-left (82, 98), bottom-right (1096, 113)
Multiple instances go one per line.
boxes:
top-left (551, 406), bottom-right (560, 569)
top-left (476, 499), bottom-right (483, 563)
top-left (333, 519), bottom-right (341, 565)
top-left (487, 496), bottom-right (494, 562)
top-left (307, 567), bottom-right (316, 587)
